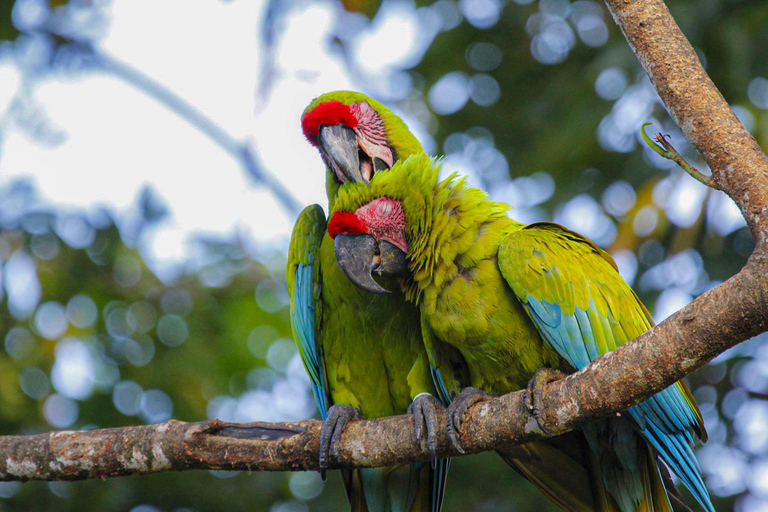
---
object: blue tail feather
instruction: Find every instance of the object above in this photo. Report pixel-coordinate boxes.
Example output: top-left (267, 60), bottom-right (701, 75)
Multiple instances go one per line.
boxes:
top-left (639, 421), bottom-right (714, 512)
top-left (432, 459), bottom-right (450, 512)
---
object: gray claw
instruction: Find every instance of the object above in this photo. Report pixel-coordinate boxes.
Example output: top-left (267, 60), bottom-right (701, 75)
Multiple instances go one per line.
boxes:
top-left (525, 367), bottom-right (566, 436)
top-left (408, 393), bottom-right (444, 468)
top-left (445, 387), bottom-right (493, 454)
top-left (319, 404), bottom-right (362, 480)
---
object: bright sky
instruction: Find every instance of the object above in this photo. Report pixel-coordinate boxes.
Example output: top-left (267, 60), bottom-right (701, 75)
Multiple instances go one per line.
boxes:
top-left (0, 0), bottom-right (423, 280)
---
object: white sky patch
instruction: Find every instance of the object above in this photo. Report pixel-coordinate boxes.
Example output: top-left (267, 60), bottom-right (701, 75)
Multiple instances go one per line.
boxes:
top-left (707, 190), bottom-right (747, 236)
top-left (3, 250), bottom-right (41, 319)
top-left (139, 221), bottom-right (190, 279)
top-left (654, 287), bottom-right (692, 323)
top-left (51, 337), bottom-right (96, 401)
top-left (429, 71), bottom-right (471, 115)
top-left (554, 194), bottom-right (616, 247)
top-left (353, 2), bottom-right (420, 75)
top-left (0, 61), bottom-right (21, 112)
top-left (611, 249), bottom-right (638, 286)
top-left (735, 399), bottom-right (768, 456)
top-left (277, 4), bottom-right (337, 74)
top-left (2, 73), bottom-right (246, 212)
top-left (101, 0), bottom-right (263, 137)
top-left (0, 0), bottom-right (374, 279)
top-left (440, 151), bottom-right (482, 188)
top-left (665, 175), bottom-right (708, 228)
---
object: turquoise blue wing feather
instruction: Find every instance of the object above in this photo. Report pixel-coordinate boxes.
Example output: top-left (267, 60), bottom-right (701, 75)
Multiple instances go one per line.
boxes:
top-left (287, 204), bottom-right (331, 420)
top-left (420, 317), bottom-right (469, 406)
top-left (499, 222), bottom-right (713, 512)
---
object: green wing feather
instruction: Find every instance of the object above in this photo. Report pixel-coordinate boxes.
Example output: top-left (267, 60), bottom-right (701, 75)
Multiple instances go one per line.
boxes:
top-left (287, 204), bottom-right (330, 418)
top-left (421, 283), bottom-right (608, 512)
top-left (498, 222), bottom-right (704, 432)
top-left (287, 206), bottom-right (374, 510)
top-left (498, 222), bottom-right (712, 512)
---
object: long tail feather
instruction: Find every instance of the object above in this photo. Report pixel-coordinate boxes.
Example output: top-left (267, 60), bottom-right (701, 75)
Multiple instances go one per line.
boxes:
top-left (344, 469), bottom-right (370, 512)
top-left (496, 433), bottom-right (610, 512)
top-left (347, 463), bottom-right (446, 512)
top-left (637, 420), bottom-right (714, 512)
top-left (430, 459), bottom-right (450, 512)
top-left (644, 444), bottom-right (673, 512)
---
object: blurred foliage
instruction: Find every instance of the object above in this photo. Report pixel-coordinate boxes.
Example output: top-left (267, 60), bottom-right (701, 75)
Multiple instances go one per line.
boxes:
top-left (340, 0), bottom-right (383, 17)
top-left (0, 2), bottom-right (18, 42)
top-left (1, 0), bottom-right (767, 511)
top-left (0, 180), bottom-right (341, 511)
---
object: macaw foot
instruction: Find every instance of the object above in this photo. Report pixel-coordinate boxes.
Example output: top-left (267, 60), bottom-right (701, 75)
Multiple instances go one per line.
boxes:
top-left (525, 367), bottom-right (566, 436)
top-left (408, 393), bottom-right (445, 468)
top-left (446, 387), bottom-right (494, 454)
top-left (319, 404), bottom-right (362, 480)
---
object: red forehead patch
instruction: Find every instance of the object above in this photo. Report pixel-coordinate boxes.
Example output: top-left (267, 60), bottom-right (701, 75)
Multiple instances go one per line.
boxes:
top-left (302, 101), bottom-right (359, 144)
top-left (328, 211), bottom-right (367, 239)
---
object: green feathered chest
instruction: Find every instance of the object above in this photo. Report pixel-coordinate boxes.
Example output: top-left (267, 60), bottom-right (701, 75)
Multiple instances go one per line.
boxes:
top-left (317, 234), bottom-right (430, 418)
top-left (418, 217), bottom-right (563, 395)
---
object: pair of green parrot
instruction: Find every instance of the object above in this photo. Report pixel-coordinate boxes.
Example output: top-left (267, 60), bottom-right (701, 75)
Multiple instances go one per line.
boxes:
top-left (287, 91), bottom-right (714, 512)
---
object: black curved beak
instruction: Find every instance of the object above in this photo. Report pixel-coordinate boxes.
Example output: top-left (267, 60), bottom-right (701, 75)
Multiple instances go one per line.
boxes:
top-left (376, 241), bottom-right (408, 278)
top-left (319, 125), bottom-right (364, 184)
top-left (334, 235), bottom-right (408, 294)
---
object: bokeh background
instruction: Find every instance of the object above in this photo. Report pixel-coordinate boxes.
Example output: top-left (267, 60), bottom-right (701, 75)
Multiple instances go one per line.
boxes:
top-left (0, 0), bottom-right (766, 510)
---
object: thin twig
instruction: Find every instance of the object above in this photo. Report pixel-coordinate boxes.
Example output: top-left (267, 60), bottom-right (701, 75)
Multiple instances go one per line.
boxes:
top-left (612, 2), bottom-right (768, 245)
top-left (640, 122), bottom-right (713, 188)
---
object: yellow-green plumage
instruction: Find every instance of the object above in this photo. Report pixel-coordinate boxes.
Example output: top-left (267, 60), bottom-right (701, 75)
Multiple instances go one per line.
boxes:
top-left (316, 236), bottom-right (431, 415)
top-left (333, 158), bottom-right (563, 394)
top-left (333, 154), bottom-right (713, 512)
top-left (289, 92), bottom-right (446, 511)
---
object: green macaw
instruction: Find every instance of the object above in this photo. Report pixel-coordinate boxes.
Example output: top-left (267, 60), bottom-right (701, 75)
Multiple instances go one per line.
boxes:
top-left (327, 153), bottom-right (715, 512)
top-left (287, 92), bottom-right (451, 512)
top-left (296, 92), bottom-right (685, 512)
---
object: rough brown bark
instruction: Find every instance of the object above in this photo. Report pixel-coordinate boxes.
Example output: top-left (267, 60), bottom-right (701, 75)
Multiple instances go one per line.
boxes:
top-left (605, 0), bottom-right (768, 246)
top-left (1, 0), bottom-right (767, 484)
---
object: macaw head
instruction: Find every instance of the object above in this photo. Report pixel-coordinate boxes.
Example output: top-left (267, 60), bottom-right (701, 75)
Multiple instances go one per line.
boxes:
top-left (327, 197), bottom-right (409, 294)
top-left (301, 91), bottom-right (424, 204)
top-left (325, 153), bottom-right (439, 294)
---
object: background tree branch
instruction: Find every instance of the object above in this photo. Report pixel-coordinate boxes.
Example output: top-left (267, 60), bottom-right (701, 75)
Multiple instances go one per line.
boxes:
top-left (47, 32), bottom-right (303, 217)
top-left (0, 0), bottom-right (766, 489)
top-left (604, 0), bottom-right (768, 246)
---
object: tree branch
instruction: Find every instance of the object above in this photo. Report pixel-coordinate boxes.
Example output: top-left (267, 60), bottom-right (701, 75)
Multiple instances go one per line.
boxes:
top-left (0, 260), bottom-right (764, 483)
top-left (1, 0), bottom-right (766, 485)
top-left (605, 0), bottom-right (768, 246)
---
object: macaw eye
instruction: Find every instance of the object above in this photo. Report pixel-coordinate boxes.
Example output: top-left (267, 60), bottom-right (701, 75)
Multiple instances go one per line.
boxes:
top-left (359, 101), bottom-right (373, 115)
top-left (377, 200), bottom-right (392, 216)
